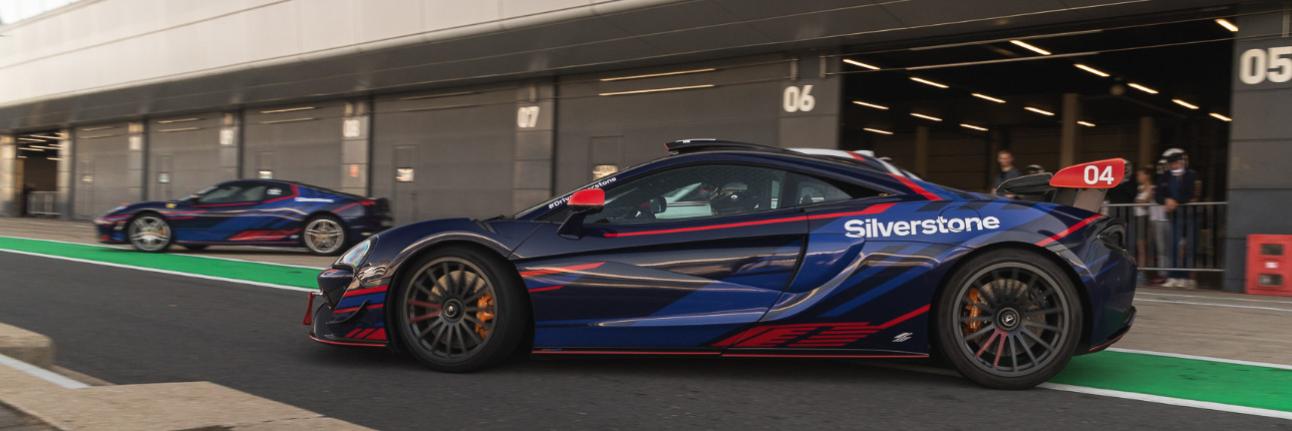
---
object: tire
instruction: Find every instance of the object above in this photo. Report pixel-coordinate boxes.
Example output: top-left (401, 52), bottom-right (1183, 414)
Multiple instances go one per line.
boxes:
top-left (302, 214), bottom-right (347, 255)
top-left (934, 248), bottom-right (1083, 389)
top-left (392, 246), bottom-right (528, 373)
top-left (181, 244), bottom-right (209, 251)
top-left (127, 213), bottom-right (172, 252)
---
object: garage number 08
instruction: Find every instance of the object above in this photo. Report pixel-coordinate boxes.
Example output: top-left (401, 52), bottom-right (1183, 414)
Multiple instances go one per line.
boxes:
top-left (1083, 164), bottom-right (1115, 186)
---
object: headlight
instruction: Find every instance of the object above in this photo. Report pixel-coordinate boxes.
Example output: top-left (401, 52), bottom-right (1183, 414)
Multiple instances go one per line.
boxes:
top-left (334, 238), bottom-right (373, 269)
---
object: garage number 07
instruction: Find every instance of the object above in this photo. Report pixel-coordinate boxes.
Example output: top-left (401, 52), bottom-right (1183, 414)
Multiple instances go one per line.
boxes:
top-left (1083, 164), bottom-right (1115, 186)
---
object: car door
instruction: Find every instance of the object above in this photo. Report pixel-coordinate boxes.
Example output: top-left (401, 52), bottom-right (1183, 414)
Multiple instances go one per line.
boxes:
top-left (511, 163), bottom-right (810, 350)
top-left (177, 181), bottom-right (271, 243)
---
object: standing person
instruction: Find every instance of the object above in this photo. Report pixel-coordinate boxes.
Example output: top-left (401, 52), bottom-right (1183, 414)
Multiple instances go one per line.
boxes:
top-left (1157, 151), bottom-right (1198, 288)
top-left (1136, 168), bottom-right (1167, 285)
top-left (994, 149), bottom-right (1022, 192)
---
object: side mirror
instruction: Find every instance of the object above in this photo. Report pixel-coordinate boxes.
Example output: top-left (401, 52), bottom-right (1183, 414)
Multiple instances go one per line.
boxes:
top-left (558, 189), bottom-right (605, 239)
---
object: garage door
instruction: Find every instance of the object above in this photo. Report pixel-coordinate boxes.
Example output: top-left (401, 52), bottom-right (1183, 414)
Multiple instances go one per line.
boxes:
top-left (73, 124), bottom-right (133, 219)
top-left (147, 114), bottom-right (235, 200)
top-left (243, 103), bottom-right (345, 189)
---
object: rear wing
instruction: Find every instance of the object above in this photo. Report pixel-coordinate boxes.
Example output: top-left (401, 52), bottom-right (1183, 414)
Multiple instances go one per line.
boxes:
top-left (996, 158), bottom-right (1127, 212)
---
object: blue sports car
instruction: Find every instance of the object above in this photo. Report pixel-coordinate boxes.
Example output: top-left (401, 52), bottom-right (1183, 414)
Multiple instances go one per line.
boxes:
top-left (306, 140), bottom-right (1136, 389)
top-left (95, 180), bottom-right (392, 255)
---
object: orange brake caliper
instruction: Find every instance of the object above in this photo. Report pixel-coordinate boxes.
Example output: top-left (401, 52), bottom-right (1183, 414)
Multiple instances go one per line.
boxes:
top-left (475, 293), bottom-right (495, 338)
top-left (963, 288), bottom-right (983, 334)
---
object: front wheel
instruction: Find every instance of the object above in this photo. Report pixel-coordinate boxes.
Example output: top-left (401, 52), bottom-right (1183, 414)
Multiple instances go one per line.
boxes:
top-left (393, 246), bottom-right (528, 373)
top-left (935, 249), bottom-right (1083, 389)
top-left (302, 215), bottom-right (347, 255)
top-left (127, 214), bottom-right (172, 252)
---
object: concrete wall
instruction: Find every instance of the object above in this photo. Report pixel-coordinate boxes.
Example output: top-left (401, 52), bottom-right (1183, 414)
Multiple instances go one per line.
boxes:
top-left (0, 0), bottom-right (670, 109)
top-left (1224, 10), bottom-right (1292, 292)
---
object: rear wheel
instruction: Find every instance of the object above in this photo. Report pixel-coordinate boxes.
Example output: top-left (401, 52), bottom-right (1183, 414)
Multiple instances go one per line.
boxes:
top-left (127, 214), bottom-right (172, 252)
top-left (393, 246), bottom-right (527, 372)
top-left (303, 215), bottom-right (347, 255)
top-left (935, 249), bottom-right (1082, 389)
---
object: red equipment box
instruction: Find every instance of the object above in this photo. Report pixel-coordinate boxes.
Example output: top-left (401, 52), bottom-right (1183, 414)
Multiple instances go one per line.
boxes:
top-left (1246, 234), bottom-right (1292, 297)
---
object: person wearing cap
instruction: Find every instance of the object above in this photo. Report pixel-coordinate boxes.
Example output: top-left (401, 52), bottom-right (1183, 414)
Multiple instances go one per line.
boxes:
top-left (1156, 151), bottom-right (1198, 288)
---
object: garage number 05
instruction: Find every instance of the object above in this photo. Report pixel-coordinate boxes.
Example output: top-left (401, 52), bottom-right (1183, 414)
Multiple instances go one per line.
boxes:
top-left (1240, 46), bottom-right (1292, 85)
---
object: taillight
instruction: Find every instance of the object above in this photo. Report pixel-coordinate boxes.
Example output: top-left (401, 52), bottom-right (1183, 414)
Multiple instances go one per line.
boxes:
top-left (359, 199), bottom-right (376, 207)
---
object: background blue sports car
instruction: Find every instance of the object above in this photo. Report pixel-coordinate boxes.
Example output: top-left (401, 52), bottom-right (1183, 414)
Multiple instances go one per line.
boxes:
top-left (307, 140), bottom-right (1136, 389)
top-left (95, 180), bottom-right (392, 255)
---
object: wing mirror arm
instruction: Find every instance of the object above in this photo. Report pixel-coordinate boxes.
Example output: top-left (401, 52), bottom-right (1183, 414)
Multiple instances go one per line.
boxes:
top-left (558, 189), bottom-right (605, 240)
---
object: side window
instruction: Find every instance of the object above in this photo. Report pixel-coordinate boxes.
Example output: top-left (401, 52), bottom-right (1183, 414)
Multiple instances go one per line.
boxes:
top-left (588, 165), bottom-right (788, 225)
top-left (265, 185), bottom-right (288, 198)
top-left (786, 173), bottom-right (866, 207)
top-left (197, 184), bottom-right (266, 204)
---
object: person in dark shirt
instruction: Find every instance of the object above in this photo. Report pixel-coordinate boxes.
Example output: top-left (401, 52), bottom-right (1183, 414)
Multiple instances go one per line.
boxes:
top-left (1156, 152), bottom-right (1198, 288)
top-left (994, 149), bottom-right (1021, 191)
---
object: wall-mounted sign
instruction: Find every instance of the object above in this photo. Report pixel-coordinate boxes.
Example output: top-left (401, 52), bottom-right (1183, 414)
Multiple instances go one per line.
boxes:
top-left (1240, 46), bottom-right (1292, 85)
top-left (517, 106), bottom-right (541, 129)
top-left (257, 170), bottom-right (273, 179)
top-left (396, 168), bottom-right (415, 183)
top-left (128, 136), bottom-right (143, 151)
top-left (782, 84), bottom-right (816, 113)
top-left (592, 164), bottom-right (619, 179)
top-left (219, 128), bottom-right (236, 146)
top-left (343, 118), bottom-right (362, 138)
top-left (157, 172), bottom-right (171, 184)
top-left (81, 175), bottom-right (93, 183)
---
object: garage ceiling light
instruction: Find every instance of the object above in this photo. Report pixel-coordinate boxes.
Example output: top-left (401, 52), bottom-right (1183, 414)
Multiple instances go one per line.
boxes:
top-left (48, 157), bottom-right (62, 161)
top-left (17, 147), bottom-right (42, 151)
top-left (842, 59), bottom-right (881, 70)
top-left (971, 92), bottom-right (1006, 104)
top-left (260, 106), bottom-right (316, 114)
top-left (26, 134), bottom-right (63, 140)
top-left (1171, 98), bottom-right (1199, 110)
top-left (1209, 112), bottom-right (1232, 122)
top-left (1215, 18), bottom-right (1238, 32)
top-left (1077, 120), bottom-right (1096, 127)
top-left (910, 113), bottom-right (943, 122)
top-left (959, 123), bottom-right (988, 132)
top-left (909, 77), bottom-right (949, 89)
top-left (1024, 106), bottom-right (1055, 116)
top-left (30, 145), bottom-right (59, 150)
top-left (1009, 40), bottom-right (1052, 56)
top-left (597, 84), bottom-right (715, 97)
top-left (259, 117), bottom-right (317, 125)
top-left (1127, 83), bottom-right (1159, 95)
top-left (1074, 64), bottom-right (1110, 78)
top-left (599, 67), bottom-right (717, 82)
top-left (158, 127), bottom-right (201, 133)
top-left (17, 137), bottom-right (43, 143)
top-left (863, 127), bottom-right (894, 135)
top-left (852, 100), bottom-right (889, 110)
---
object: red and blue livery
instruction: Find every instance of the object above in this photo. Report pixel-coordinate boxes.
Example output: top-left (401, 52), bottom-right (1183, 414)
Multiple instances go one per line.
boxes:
top-left (95, 180), bottom-right (391, 255)
top-left (306, 140), bottom-right (1136, 388)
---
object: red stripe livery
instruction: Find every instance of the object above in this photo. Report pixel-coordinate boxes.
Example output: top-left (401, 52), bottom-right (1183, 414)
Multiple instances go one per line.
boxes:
top-left (1036, 214), bottom-right (1101, 246)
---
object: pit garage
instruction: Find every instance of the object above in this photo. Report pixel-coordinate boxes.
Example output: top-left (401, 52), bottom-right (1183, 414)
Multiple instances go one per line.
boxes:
top-left (72, 123), bottom-right (137, 220)
top-left (241, 102), bottom-right (348, 190)
top-left (146, 114), bottom-right (237, 201)
top-left (370, 83), bottom-right (552, 224)
top-left (836, 11), bottom-right (1235, 197)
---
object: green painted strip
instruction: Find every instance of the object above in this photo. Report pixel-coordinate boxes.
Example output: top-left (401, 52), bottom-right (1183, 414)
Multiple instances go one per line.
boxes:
top-left (0, 237), bottom-right (319, 289)
top-left (1055, 350), bottom-right (1292, 412)
top-left (1, 236), bottom-right (1288, 413)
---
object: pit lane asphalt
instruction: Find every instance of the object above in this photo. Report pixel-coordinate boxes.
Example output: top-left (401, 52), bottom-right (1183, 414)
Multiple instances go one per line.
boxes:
top-left (1, 252), bottom-right (1288, 431)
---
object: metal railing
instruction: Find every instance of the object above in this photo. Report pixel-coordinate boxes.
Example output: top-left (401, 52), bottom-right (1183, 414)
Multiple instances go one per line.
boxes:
top-left (24, 191), bottom-right (59, 217)
top-left (1102, 202), bottom-right (1226, 273)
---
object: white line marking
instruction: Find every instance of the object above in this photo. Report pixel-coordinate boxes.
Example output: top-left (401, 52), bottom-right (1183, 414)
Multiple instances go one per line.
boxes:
top-left (1106, 348), bottom-right (1292, 370)
top-left (0, 235), bottom-right (327, 270)
top-left (1139, 291), bottom-right (1292, 305)
top-left (0, 352), bottom-right (89, 389)
top-left (0, 248), bottom-right (314, 293)
top-left (1134, 298), bottom-right (1292, 313)
top-left (1040, 383), bottom-right (1292, 421)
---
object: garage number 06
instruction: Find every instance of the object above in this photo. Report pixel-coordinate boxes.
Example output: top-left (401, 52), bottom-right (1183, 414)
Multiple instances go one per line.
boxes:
top-left (1240, 46), bottom-right (1292, 85)
top-left (782, 85), bottom-right (816, 113)
top-left (1083, 164), bottom-right (1115, 186)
